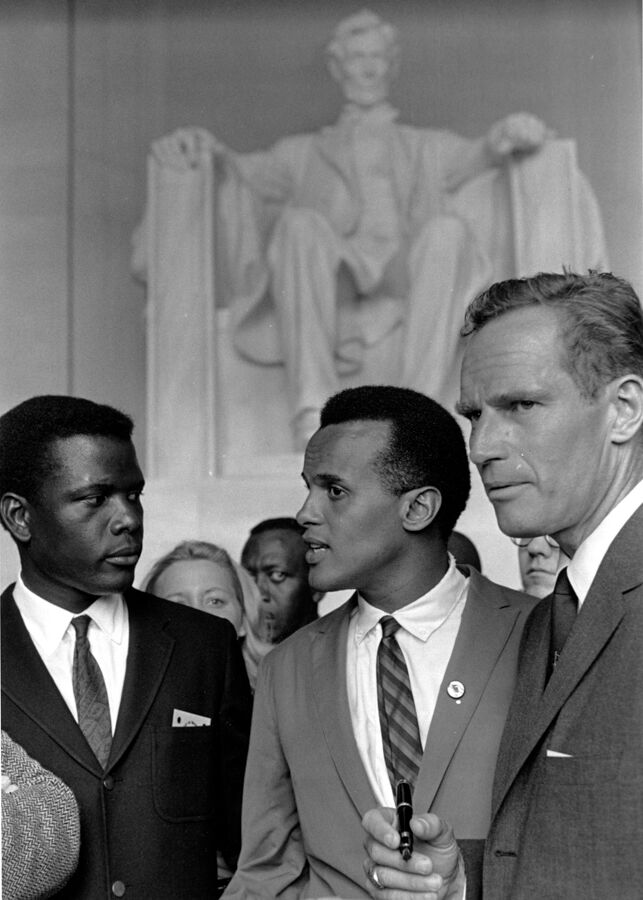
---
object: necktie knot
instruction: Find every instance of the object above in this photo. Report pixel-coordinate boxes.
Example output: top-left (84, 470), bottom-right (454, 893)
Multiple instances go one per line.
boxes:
top-left (72, 614), bottom-right (91, 641)
top-left (553, 568), bottom-right (576, 602)
top-left (380, 615), bottom-right (401, 640)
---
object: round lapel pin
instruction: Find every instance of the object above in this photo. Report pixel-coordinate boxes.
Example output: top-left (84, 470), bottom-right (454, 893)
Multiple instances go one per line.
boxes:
top-left (447, 680), bottom-right (465, 702)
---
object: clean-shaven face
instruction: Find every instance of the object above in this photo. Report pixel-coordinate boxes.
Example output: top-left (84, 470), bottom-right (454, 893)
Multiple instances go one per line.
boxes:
top-left (297, 420), bottom-right (410, 605)
top-left (458, 305), bottom-right (617, 553)
top-left (242, 529), bottom-right (314, 643)
top-left (21, 435), bottom-right (144, 611)
top-left (518, 537), bottom-right (562, 599)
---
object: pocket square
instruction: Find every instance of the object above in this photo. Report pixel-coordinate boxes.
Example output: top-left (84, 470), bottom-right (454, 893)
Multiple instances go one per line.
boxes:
top-left (172, 708), bottom-right (211, 727)
top-left (546, 749), bottom-right (573, 758)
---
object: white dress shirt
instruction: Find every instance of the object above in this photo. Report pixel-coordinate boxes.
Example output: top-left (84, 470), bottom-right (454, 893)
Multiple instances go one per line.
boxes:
top-left (13, 575), bottom-right (130, 731)
top-left (568, 478), bottom-right (643, 607)
top-left (346, 555), bottom-right (468, 806)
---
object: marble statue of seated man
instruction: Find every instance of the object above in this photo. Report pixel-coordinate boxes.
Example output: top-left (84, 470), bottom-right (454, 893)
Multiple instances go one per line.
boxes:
top-left (140, 10), bottom-right (553, 450)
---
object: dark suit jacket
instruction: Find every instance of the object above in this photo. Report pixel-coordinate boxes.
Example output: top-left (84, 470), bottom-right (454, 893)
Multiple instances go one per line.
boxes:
top-left (224, 568), bottom-right (536, 900)
top-left (1, 586), bottom-right (252, 899)
top-left (483, 504), bottom-right (643, 899)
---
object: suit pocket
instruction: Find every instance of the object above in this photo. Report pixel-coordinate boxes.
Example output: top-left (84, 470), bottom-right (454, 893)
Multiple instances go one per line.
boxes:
top-left (544, 755), bottom-right (620, 785)
top-left (152, 725), bottom-right (217, 821)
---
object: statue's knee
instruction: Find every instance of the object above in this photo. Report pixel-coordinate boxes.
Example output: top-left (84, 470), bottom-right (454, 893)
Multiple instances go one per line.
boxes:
top-left (275, 207), bottom-right (332, 239)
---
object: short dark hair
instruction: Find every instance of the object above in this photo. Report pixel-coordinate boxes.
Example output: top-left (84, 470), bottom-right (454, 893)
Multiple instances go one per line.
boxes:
top-left (0, 394), bottom-right (134, 504)
top-left (319, 385), bottom-right (470, 538)
top-left (242, 517), bottom-right (305, 565)
top-left (462, 271), bottom-right (643, 400)
top-left (248, 517), bottom-right (304, 538)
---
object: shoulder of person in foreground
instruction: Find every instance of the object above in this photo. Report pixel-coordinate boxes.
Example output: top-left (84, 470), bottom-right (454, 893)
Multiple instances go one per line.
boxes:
top-left (2, 730), bottom-right (81, 900)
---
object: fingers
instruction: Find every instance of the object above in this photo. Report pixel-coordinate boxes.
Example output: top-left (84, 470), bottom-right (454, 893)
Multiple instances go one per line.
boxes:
top-left (488, 112), bottom-right (550, 158)
top-left (410, 814), bottom-right (458, 850)
top-left (151, 127), bottom-right (221, 169)
top-left (362, 806), bottom-right (399, 849)
top-left (363, 858), bottom-right (444, 900)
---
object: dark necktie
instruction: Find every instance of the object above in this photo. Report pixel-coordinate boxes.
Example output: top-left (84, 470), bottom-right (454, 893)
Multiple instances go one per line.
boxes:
top-left (376, 615), bottom-right (423, 789)
top-left (71, 615), bottom-right (112, 768)
top-left (550, 568), bottom-right (578, 675)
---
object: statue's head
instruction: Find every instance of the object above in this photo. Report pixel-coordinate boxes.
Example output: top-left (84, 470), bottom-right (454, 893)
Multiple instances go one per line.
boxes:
top-left (326, 9), bottom-right (400, 108)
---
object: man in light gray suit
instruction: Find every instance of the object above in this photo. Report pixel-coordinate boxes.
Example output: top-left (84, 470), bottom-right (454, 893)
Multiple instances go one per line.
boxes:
top-left (363, 271), bottom-right (643, 899)
top-left (224, 385), bottom-right (536, 899)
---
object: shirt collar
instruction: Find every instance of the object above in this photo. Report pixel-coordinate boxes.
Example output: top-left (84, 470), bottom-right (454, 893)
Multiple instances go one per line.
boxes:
top-left (338, 102), bottom-right (399, 131)
top-left (13, 574), bottom-right (127, 657)
top-left (568, 478), bottom-right (643, 603)
top-left (353, 554), bottom-right (468, 644)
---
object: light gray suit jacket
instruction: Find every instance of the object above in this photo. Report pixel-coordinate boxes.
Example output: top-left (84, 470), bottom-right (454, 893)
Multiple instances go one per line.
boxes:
top-left (225, 568), bottom-right (536, 899)
top-left (483, 504), bottom-right (643, 899)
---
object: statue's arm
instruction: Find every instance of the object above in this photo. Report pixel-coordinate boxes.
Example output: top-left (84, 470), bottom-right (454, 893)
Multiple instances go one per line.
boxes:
top-left (150, 126), bottom-right (228, 169)
top-left (444, 112), bottom-right (553, 192)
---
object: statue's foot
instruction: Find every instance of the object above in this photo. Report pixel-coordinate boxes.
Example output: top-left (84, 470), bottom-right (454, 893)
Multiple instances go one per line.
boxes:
top-left (292, 408), bottom-right (320, 453)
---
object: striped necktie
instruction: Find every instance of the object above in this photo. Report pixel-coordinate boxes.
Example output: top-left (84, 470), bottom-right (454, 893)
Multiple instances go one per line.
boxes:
top-left (71, 615), bottom-right (112, 768)
top-left (376, 615), bottom-right (423, 789)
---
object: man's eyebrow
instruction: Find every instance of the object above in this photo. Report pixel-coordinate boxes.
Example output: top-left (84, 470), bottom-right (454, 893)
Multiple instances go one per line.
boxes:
top-left (69, 477), bottom-right (145, 498)
top-left (301, 471), bottom-right (343, 484)
top-left (313, 472), bottom-right (345, 485)
top-left (68, 481), bottom-right (113, 497)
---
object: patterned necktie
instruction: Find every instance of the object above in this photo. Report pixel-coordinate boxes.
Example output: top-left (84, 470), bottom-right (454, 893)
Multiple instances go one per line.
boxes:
top-left (71, 615), bottom-right (112, 768)
top-left (376, 615), bottom-right (423, 789)
top-left (550, 567), bottom-right (578, 675)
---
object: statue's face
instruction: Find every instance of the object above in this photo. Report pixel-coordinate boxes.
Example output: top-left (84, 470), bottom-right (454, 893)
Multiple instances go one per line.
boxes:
top-left (337, 29), bottom-right (394, 107)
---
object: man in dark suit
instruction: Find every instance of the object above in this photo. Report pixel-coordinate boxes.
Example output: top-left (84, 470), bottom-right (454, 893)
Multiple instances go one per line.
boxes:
top-left (362, 271), bottom-right (643, 899)
top-left (0, 395), bottom-right (251, 898)
top-left (224, 385), bottom-right (536, 899)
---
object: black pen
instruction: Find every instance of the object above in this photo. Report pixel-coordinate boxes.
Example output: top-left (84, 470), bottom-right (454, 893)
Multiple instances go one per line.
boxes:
top-left (396, 779), bottom-right (413, 860)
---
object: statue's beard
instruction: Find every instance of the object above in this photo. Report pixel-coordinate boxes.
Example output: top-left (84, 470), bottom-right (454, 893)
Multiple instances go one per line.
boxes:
top-left (342, 81), bottom-right (390, 108)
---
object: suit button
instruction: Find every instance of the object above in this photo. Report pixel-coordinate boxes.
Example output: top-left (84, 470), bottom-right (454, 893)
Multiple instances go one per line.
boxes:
top-left (112, 881), bottom-right (126, 896)
top-left (103, 776), bottom-right (114, 790)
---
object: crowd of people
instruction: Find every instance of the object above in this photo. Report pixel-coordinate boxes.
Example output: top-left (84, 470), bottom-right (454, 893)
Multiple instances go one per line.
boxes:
top-left (1, 269), bottom-right (643, 899)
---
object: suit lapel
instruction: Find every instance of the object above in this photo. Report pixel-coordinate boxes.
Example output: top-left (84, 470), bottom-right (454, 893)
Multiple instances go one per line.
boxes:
top-left (1, 586), bottom-right (103, 774)
top-left (414, 571), bottom-right (529, 812)
top-left (492, 504), bottom-right (643, 816)
top-left (310, 596), bottom-right (378, 816)
top-left (314, 126), bottom-right (357, 193)
top-left (108, 589), bottom-right (174, 769)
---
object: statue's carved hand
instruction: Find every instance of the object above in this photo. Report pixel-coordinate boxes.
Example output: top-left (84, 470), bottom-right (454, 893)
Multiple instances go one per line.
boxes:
top-left (486, 112), bottom-right (554, 161)
top-left (151, 127), bottom-right (226, 169)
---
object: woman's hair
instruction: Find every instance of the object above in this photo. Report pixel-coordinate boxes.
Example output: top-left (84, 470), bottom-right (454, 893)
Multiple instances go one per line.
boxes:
top-left (143, 540), bottom-right (244, 609)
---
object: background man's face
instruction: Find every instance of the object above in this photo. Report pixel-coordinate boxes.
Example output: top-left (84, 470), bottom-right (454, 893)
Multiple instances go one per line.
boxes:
top-left (297, 420), bottom-right (408, 604)
top-left (459, 305), bottom-right (616, 551)
top-left (518, 537), bottom-right (562, 599)
top-left (19, 435), bottom-right (144, 611)
top-left (338, 29), bottom-right (393, 107)
top-left (242, 528), bottom-right (314, 643)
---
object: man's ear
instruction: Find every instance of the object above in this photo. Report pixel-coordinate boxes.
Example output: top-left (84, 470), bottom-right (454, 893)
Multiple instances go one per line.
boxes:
top-left (608, 375), bottom-right (643, 445)
top-left (400, 486), bottom-right (442, 533)
top-left (311, 589), bottom-right (325, 605)
top-left (0, 493), bottom-right (32, 544)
